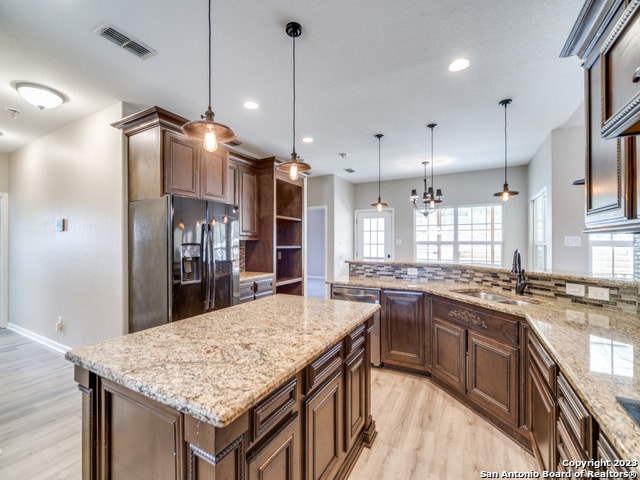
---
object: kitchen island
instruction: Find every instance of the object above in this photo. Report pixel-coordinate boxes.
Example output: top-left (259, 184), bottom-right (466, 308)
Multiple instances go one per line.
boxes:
top-left (66, 294), bottom-right (379, 480)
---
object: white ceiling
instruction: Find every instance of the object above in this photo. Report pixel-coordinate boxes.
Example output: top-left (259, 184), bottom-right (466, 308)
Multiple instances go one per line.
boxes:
top-left (0, 0), bottom-right (585, 183)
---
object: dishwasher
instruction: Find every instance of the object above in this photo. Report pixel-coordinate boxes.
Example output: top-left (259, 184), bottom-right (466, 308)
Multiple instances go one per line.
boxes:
top-left (331, 285), bottom-right (381, 367)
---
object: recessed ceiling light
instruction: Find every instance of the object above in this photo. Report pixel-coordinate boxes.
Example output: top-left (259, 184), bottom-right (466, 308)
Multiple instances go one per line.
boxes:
top-left (14, 82), bottom-right (66, 110)
top-left (448, 58), bottom-right (470, 72)
top-left (302, 137), bottom-right (314, 143)
top-left (243, 100), bottom-right (259, 110)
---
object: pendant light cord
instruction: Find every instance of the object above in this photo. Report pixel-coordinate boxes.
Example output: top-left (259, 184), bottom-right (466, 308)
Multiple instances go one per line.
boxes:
top-left (377, 136), bottom-right (381, 198)
top-left (207, 0), bottom-right (212, 111)
top-left (430, 128), bottom-right (434, 189)
top-left (503, 102), bottom-right (508, 185)
top-left (291, 32), bottom-right (297, 158)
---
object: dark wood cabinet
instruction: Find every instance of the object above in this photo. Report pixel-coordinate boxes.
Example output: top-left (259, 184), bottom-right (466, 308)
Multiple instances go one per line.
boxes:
top-left (248, 414), bottom-right (300, 480)
top-left (200, 148), bottom-right (228, 201)
top-left (467, 330), bottom-right (519, 427)
top-left (245, 159), bottom-right (305, 296)
top-left (113, 106), bottom-right (234, 205)
top-left (163, 129), bottom-right (200, 198)
top-left (240, 165), bottom-right (259, 239)
top-left (430, 295), bottom-right (527, 448)
top-left (380, 290), bottom-right (427, 371)
top-left (239, 275), bottom-right (274, 304)
top-left (344, 348), bottom-right (366, 453)
top-left (562, 0), bottom-right (640, 232)
top-left (431, 316), bottom-right (466, 393)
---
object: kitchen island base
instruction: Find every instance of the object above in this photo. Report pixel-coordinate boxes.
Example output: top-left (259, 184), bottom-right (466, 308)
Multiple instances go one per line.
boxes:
top-left (73, 315), bottom-right (376, 480)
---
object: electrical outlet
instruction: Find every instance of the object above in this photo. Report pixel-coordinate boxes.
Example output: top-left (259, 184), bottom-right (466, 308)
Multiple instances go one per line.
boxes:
top-left (407, 267), bottom-right (418, 277)
top-left (565, 283), bottom-right (585, 297)
top-left (55, 316), bottom-right (63, 332)
top-left (588, 286), bottom-right (610, 301)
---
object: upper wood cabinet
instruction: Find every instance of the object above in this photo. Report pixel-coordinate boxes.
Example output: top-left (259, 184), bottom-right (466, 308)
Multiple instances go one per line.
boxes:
top-left (601, 0), bottom-right (640, 138)
top-left (113, 106), bottom-right (231, 204)
top-left (240, 166), bottom-right (259, 238)
top-left (562, 0), bottom-right (640, 232)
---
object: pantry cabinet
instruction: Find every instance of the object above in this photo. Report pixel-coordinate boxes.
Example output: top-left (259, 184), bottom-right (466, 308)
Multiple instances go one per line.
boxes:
top-left (562, 0), bottom-right (640, 232)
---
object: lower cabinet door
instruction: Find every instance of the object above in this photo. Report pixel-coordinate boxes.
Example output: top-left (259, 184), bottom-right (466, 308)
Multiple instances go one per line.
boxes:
top-left (248, 414), bottom-right (300, 480)
top-left (529, 360), bottom-right (557, 472)
top-left (305, 371), bottom-right (344, 480)
top-left (344, 349), bottom-right (366, 453)
top-left (381, 290), bottom-right (426, 370)
top-left (466, 330), bottom-right (519, 427)
top-left (431, 317), bottom-right (466, 394)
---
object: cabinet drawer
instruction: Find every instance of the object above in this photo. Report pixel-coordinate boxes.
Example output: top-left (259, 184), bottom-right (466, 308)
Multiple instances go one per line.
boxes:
top-left (528, 333), bottom-right (556, 391)
top-left (346, 324), bottom-right (366, 358)
top-left (557, 373), bottom-right (592, 455)
top-left (557, 413), bottom-right (589, 464)
top-left (602, 0), bottom-right (640, 138)
top-left (239, 280), bottom-right (255, 303)
top-left (432, 298), bottom-right (518, 345)
top-left (596, 431), bottom-right (632, 473)
top-left (305, 342), bottom-right (343, 393)
top-left (254, 277), bottom-right (273, 298)
top-left (251, 376), bottom-right (298, 444)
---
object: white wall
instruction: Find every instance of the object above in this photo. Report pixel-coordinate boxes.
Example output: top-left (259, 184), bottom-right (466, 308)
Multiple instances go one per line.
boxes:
top-left (307, 175), bottom-right (355, 281)
top-left (8, 102), bottom-right (127, 348)
top-left (353, 166), bottom-right (528, 267)
top-left (307, 208), bottom-right (325, 277)
top-left (0, 153), bottom-right (8, 191)
top-left (528, 133), bottom-right (553, 270)
top-left (551, 126), bottom-right (588, 275)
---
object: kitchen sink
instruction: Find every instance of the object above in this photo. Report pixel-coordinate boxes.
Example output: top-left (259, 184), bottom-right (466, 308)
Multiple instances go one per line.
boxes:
top-left (616, 397), bottom-right (640, 427)
top-left (456, 290), bottom-right (532, 306)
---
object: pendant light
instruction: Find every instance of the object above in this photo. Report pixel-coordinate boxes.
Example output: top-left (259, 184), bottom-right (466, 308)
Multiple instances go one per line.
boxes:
top-left (493, 98), bottom-right (518, 201)
top-left (371, 133), bottom-right (388, 212)
top-left (181, 0), bottom-right (236, 152)
top-left (277, 22), bottom-right (311, 181)
top-left (410, 123), bottom-right (446, 214)
top-left (410, 160), bottom-right (431, 216)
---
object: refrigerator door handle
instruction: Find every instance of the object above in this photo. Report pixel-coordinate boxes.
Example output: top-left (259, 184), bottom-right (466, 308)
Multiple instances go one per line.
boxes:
top-left (201, 223), bottom-right (211, 310)
top-left (209, 230), bottom-right (216, 310)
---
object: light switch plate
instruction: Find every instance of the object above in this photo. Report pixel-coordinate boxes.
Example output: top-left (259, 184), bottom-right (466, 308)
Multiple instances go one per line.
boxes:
top-left (565, 283), bottom-right (585, 297)
top-left (588, 286), bottom-right (609, 301)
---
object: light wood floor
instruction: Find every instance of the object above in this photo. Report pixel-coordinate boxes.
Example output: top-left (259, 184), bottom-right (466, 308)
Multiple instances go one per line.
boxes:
top-left (0, 329), bottom-right (536, 479)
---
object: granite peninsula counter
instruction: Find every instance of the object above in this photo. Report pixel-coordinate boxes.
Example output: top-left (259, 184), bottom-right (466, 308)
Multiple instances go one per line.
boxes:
top-left (332, 278), bottom-right (640, 472)
top-left (66, 294), bottom-right (379, 480)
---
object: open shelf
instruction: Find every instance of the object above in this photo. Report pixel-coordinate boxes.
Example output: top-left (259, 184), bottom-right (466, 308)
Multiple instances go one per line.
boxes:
top-left (276, 280), bottom-right (303, 296)
top-left (276, 248), bottom-right (302, 282)
top-left (276, 179), bottom-right (303, 218)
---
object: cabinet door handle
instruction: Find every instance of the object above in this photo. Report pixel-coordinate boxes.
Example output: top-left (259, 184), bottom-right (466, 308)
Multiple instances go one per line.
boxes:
top-left (633, 67), bottom-right (640, 83)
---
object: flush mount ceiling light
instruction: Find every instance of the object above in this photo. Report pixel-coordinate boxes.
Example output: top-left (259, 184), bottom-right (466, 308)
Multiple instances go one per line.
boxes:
top-left (410, 123), bottom-right (443, 212)
top-left (181, 0), bottom-right (236, 152)
top-left (243, 100), bottom-right (259, 110)
top-left (15, 82), bottom-right (66, 110)
top-left (371, 133), bottom-right (389, 212)
top-left (493, 98), bottom-right (519, 201)
top-left (277, 21), bottom-right (311, 181)
top-left (448, 58), bottom-right (470, 72)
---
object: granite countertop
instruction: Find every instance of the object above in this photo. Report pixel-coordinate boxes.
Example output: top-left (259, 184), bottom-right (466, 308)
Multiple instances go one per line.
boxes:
top-left (66, 294), bottom-right (379, 428)
top-left (332, 278), bottom-right (640, 465)
top-left (239, 271), bottom-right (274, 281)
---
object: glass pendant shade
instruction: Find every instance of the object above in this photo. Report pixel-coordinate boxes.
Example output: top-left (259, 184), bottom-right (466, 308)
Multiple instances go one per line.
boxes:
top-left (181, 0), bottom-right (236, 151)
top-left (371, 134), bottom-right (388, 211)
top-left (493, 98), bottom-right (518, 201)
top-left (277, 22), bottom-right (311, 181)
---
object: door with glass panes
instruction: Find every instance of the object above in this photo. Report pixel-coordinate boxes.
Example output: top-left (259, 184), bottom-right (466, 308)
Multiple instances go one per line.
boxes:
top-left (355, 210), bottom-right (393, 261)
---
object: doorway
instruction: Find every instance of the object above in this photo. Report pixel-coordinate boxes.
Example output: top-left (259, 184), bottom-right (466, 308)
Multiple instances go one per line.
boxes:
top-left (354, 209), bottom-right (394, 261)
top-left (306, 206), bottom-right (327, 298)
top-left (0, 192), bottom-right (8, 328)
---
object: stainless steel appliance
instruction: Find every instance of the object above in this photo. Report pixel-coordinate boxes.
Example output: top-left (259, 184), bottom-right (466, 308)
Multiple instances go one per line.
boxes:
top-left (129, 196), bottom-right (239, 332)
top-left (331, 285), bottom-right (381, 366)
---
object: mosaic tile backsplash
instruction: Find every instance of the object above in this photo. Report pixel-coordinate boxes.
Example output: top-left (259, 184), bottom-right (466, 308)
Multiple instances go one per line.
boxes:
top-left (348, 261), bottom-right (640, 316)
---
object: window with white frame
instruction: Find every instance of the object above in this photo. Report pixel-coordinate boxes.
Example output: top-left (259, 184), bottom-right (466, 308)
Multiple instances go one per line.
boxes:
top-left (415, 204), bottom-right (502, 265)
top-left (589, 233), bottom-right (635, 280)
top-left (532, 190), bottom-right (549, 271)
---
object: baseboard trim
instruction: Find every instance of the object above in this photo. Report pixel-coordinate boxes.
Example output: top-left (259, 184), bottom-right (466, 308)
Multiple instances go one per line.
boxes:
top-left (7, 323), bottom-right (71, 356)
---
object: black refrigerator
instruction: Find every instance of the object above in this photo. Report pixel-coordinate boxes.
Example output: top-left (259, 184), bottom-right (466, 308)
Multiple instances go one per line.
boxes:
top-left (128, 195), bottom-right (239, 332)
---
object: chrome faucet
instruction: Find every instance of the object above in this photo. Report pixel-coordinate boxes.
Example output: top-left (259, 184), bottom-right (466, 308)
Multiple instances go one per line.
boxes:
top-left (511, 249), bottom-right (527, 295)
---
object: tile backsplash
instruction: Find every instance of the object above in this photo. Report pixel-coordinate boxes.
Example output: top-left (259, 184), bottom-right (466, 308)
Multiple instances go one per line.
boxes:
top-left (348, 261), bottom-right (640, 316)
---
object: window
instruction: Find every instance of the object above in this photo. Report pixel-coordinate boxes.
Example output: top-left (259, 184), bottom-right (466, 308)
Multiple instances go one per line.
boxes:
top-left (589, 233), bottom-right (635, 280)
top-left (415, 204), bottom-right (502, 265)
top-left (532, 190), bottom-right (549, 271)
top-left (355, 209), bottom-right (393, 262)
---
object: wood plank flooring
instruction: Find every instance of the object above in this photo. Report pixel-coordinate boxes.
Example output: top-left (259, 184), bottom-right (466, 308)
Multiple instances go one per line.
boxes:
top-left (0, 329), bottom-right (536, 479)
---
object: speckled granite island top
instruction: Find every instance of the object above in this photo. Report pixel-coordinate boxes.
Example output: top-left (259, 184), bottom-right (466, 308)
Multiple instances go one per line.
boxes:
top-left (65, 294), bottom-right (379, 428)
top-left (333, 278), bottom-right (640, 464)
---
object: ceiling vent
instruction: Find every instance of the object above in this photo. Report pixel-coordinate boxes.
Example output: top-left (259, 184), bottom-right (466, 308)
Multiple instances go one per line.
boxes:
top-left (94, 23), bottom-right (156, 59)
